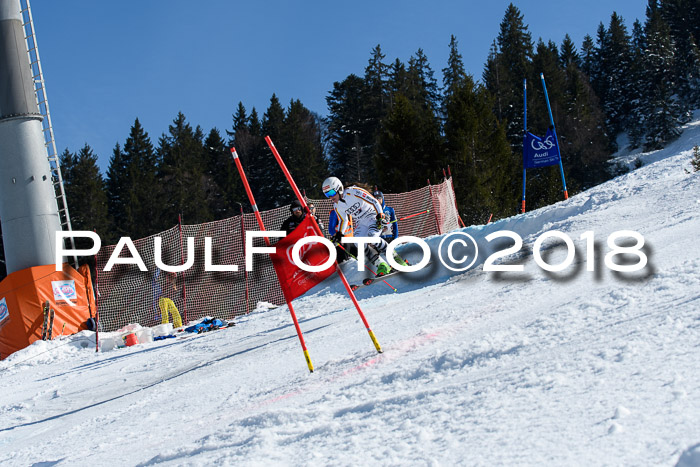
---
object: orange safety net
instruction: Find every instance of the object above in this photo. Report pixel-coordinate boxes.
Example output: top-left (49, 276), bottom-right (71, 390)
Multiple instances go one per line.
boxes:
top-left (95, 178), bottom-right (461, 333)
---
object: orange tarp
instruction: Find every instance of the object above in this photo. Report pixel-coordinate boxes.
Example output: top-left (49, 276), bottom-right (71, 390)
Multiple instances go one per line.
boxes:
top-left (0, 263), bottom-right (94, 360)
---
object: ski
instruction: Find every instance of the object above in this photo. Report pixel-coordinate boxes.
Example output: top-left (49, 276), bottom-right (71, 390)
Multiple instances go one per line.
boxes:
top-left (46, 307), bottom-right (55, 340)
top-left (40, 301), bottom-right (50, 340)
top-left (349, 269), bottom-right (404, 291)
top-left (349, 261), bottom-right (430, 291)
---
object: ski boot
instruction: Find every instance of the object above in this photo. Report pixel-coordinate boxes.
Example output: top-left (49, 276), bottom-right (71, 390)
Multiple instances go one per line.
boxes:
top-left (376, 262), bottom-right (391, 276)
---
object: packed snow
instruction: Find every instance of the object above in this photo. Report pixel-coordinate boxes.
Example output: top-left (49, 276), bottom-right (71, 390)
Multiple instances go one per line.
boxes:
top-left (1, 115), bottom-right (699, 466)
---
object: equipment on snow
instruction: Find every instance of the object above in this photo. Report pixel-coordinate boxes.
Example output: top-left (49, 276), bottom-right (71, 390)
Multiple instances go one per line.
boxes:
top-left (46, 306), bottom-right (55, 340)
top-left (40, 301), bottom-right (49, 340)
top-left (184, 318), bottom-right (234, 334)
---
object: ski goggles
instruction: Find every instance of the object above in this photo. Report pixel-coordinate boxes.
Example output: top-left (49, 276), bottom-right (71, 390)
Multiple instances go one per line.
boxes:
top-left (291, 206), bottom-right (302, 212)
top-left (323, 189), bottom-right (338, 198)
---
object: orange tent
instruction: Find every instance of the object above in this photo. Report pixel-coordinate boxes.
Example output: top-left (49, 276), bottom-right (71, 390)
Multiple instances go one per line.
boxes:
top-left (0, 263), bottom-right (95, 360)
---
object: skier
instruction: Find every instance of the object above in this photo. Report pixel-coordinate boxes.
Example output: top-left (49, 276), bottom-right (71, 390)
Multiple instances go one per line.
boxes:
top-left (372, 190), bottom-right (398, 242)
top-left (322, 177), bottom-right (406, 275)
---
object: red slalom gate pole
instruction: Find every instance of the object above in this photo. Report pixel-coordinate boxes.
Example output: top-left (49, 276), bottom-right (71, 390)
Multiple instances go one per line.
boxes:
top-left (265, 136), bottom-right (383, 354)
top-left (392, 209), bottom-right (430, 223)
top-left (231, 147), bottom-right (314, 372)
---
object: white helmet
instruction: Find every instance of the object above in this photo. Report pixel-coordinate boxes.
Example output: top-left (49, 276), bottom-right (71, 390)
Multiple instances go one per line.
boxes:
top-left (322, 177), bottom-right (343, 197)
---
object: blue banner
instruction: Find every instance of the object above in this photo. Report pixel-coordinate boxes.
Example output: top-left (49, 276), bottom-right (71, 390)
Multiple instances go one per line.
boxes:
top-left (523, 128), bottom-right (560, 169)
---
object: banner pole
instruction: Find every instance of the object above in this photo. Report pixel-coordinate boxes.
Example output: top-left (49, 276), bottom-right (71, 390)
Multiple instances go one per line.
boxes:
top-left (230, 147), bottom-right (315, 372)
top-left (522, 78), bottom-right (527, 214)
top-left (540, 73), bottom-right (569, 200)
top-left (239, 204), bottom-right (250, 316)
top-left (445, 166), bottom-right (465, 228)
top-left (94, 235), bottom-right (100, 352)
top-left (177, 214), bottom-right (188, 325)
top-left (265, 136), bottom-right (382, 354)
top-left (427, 179), bottom-right (442, 235)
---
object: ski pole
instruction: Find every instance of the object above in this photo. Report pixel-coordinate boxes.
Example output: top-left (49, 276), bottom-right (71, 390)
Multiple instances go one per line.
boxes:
top-left (389, 209), bottom-right (430, 224)
top-left (335, 242), bottom-right (397, 292)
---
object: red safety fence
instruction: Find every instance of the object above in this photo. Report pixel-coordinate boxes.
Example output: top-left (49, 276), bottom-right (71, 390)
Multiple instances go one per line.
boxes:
top-left (95, 178), bottom-right (461, 332)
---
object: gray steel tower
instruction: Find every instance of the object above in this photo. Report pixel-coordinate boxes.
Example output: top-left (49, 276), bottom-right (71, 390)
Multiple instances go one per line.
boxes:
top-left (0, 0), bottom-right (63, 274)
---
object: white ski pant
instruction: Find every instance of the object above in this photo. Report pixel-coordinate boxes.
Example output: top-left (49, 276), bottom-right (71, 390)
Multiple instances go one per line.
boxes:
top-left (354, 222), bottom-right (387, 266)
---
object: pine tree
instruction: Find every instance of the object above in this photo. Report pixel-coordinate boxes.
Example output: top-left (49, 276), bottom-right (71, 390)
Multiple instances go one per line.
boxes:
top-left (325, 74), bottom-right (371, 182)
top-left (442, 35), bottom-right (468, 96)
top-left (105, 143), bottom-right (127, 239)
top-left (376, 94), bottom-right (425, 192)
top-left (258, 94), bottom-right (290, 207)
top-left (596, 13), bottom-right (635, 140)
top-left (204, 127), bottom-right (240, 219)
top-left (559, 35), bottom-right (581, 70)
top-left (659, 0), bottom-right (700, 108)
top-left (580, 34), bottom-right (598, 81)
top-left (228, 102), bottom-right (260, 204)
top-left (245, 107), bottom-right (266, 205)
top-left (363, 45), bottom-right (390, 185)
top-left (483, 3), bottom-right (534, 149)
top-left (559, 39), bottom-right (611, 190)
top-left (628, 20), bottom-right (648, 148)
top-left (281, 99), bottom-right (328, 198)
top-left (642, 2), bottom-right (684, 149)
top-left (61, 144), bottom-right (110, 248)
top-left (378, 51), bottom-right (443, 192)
top-left (59, 148), bottom-right (76, 193)
top-left (691, 145), bottom-right (700, 172)
top-left (443, 75), bottom-right (514, 222)
top-left (121, 118), bottom-right (161, 237)
top-left (364, 44), bottom-right (390, 115)
top-left (158, 112), bottom-right (212, 226)
top-left (387, 59), bottom-right (409, 97)
top-left (409, 48), bottom-right (441, 114)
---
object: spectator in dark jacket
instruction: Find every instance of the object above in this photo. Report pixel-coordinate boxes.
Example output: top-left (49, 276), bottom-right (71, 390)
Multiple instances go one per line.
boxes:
top-left (281, 200), bottom-right (324, 235)
top-left (281, 200), bottom-right (306, 235)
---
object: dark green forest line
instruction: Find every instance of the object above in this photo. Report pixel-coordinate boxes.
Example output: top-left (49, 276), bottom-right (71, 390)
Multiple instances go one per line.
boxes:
top-left (1, 1), bottom-right (698, 279)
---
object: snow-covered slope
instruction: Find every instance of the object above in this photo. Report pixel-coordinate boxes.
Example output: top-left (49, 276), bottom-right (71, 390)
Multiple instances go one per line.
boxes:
top-left (1, 117), bottom-right (699, 466)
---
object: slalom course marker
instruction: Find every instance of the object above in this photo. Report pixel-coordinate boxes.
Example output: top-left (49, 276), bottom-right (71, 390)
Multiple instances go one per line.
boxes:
top-left (541, 73), bottom-right (569, 200)
top-left (522, 75), bottom-right (568, 213)
top-left (230, 147), bottom-right (315, 372)
top-left (265, 136), bottom-right (383, 354)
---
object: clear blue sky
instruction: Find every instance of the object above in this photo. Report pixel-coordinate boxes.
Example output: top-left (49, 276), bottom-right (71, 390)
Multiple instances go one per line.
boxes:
top-left (29, 0), bottom-right (647, 171)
